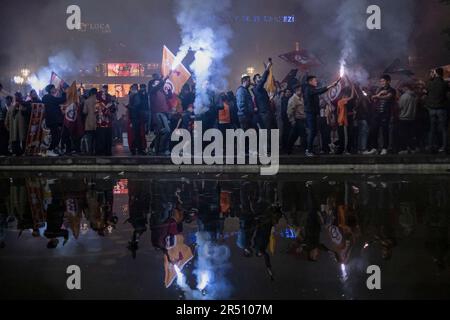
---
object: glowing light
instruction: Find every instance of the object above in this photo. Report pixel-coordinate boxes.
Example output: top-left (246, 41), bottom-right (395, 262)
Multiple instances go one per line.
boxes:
top-left (246, 67), bottom-right (255, 75)
top-left (27, 74), bottom-right (47, 91)
top-left (21, 68), bottom-right (30, 78)
top-left (363, 243), bottom-right (369, 249)
top-left (340, 263), bottom-right (348, 281)
top-left (362, 90), bottom-right (368, 97)
top-left (340, 64), bottom-right (345, 78)
top-left (174, 265), bottom-right (186, 287)
top-left (197, 271), bottom-right (210, 291)
top-left (13, 76), bottom-right (24, 85)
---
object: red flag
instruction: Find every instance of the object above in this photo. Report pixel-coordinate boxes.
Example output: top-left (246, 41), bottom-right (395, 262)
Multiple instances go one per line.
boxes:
top-left (63, 81), bottom-right (84, 139)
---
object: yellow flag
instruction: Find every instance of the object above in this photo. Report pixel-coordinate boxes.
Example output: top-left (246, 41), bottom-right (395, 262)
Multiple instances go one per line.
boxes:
top-left (265, 66), bottom-right (276, 98)
top-left (161, 45), bottom-right (192, 94)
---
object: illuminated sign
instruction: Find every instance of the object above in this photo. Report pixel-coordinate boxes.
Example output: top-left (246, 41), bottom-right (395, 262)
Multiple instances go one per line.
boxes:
top-left (107, 63), bottom-right (142, 77)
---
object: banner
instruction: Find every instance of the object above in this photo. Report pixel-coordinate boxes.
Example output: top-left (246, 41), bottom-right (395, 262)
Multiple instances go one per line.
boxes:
top-left (161, 45), bottom-right (192, 94)
top-left (279, 48), bottom-right (322, 71)
top-left (63, 81), bottom-right (84, 139)
top-left (25, 103), bottom-right (46, 155)
top-left (50, 71), bottom-right (70, 91)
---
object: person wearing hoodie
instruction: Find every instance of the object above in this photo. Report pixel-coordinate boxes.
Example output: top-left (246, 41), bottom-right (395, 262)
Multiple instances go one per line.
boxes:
top-left (398, 84), bottom-right (418, 154)
top-left (42, 84), bottom-right (66, 157)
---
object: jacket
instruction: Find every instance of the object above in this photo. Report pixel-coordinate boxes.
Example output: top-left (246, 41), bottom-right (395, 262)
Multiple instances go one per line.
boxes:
top-left (83, 95), bottom-right (97, 131)
top-left (253, 69), bottom-right (270, 114)
top-left (287, 93), bottom-right (305, 125)
top-left (301, 76), bottom-right (328, 115)
top-left (398, 90), bottom-right (417, 121)
top-left (236, 85), bottom-right (253, 117)
top-left (42, 93), bottom-right (66, 126)
top-left (425, 77), bottom-right (449, 109)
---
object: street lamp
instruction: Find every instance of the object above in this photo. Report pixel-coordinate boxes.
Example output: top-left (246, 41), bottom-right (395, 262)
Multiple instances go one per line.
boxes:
top-left (246, 67), bottom-right (255, 75)
top-left (13, 76), bottom-right (24, 85)
top-left (21, 68), bottom-right (30, 78)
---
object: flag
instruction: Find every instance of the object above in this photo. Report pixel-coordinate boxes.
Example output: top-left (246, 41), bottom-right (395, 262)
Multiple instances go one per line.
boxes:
top-left (50, 72), bottom-right (70, 91)
top-left (279, 48), bottom-right (322, 71)
top-left (384, 58), bottom-right (414, 77)
top-left (63, 81), bottom-right (84, 139)
top-left (282, 69), bottom-right (299, 89)
top-left (161, 45), bottom-right (191, 94)
top-left (265, 66), bottom-right (277, 98)
top-left (164, 234), bottom-right (194, 288)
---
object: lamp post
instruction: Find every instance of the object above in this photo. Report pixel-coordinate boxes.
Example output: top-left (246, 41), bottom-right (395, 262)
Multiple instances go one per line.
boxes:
top-left (246, 67), bottom-right (255, 76)
top-left (13, 67), bottom-right (31, 94)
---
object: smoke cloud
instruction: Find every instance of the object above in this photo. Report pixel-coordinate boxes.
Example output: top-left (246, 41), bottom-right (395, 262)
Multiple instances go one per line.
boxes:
top-left (173, 0), bottom-right (233, 114)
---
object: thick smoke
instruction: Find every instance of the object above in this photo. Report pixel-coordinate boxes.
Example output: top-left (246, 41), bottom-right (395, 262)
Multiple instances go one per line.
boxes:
top-left (28, 49), bottom-right (98, 92)
top-left (175, 231), bottom-right (232, 300)
top-left (299, 0), bottom-right (418, 82)
top-left (173, 0), bottom-right (233, 114)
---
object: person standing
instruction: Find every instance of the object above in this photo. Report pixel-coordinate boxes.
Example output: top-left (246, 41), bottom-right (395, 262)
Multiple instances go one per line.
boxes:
top-left (149, 72), bottom-right (172, 155)
top-left (0, 93), bottom-right (11, 155)
top-left (82, 88), bottom-right (98, 155)
top-left (286, 84), bottom-right (307, 154)
top-left (128, 84), bottom-right (144, 155)
top-left (356, 87), bottom-right (372, 154)
top-left (95, 85), bottom-right (116, 156)
top-left (236, 74), bottom-right (254, 130)
top-left (367, 75), bottom-right (396, 155)
top-left (42, 84), bottom-right (66, 157)
top-left (302, 74), bottom-right (341, 157)
top-left (336, 85), bottom-right (355, 155)
top-left (252, 59), bottom-right (273, 131)
top-left (397, 84), bottom-right (418, 154)
top-left (424, 68), bottom-right (449, 153)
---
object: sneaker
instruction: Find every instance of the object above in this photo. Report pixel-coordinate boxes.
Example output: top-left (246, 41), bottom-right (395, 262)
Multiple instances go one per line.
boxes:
top-left (363, 149), bottom-right (377, 155)
top-left (46, 150), bottom-right (60, 157)
top-left (380, 149), bottom-right (388, 155)
top-left (305, 150), bottom-right (315, 157)
top-left (438, 148), bottom-right (446, 154)
top-left (398, 150), bottom-right (409, 155)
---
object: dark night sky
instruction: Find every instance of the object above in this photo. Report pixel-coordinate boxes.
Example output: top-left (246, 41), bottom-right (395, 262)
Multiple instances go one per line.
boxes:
top-left (0, 0), bottom-right (449, 88)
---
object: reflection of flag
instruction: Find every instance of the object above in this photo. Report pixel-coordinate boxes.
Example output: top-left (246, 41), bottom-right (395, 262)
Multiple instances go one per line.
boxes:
top-left (279, 48), bottom-right (322, 71)
top-left (50, 72), bottom-right (69, 90)
top-left (164, 234), bottom-right (194, 288)
top-left (161, 45), bottom-right (191, 94)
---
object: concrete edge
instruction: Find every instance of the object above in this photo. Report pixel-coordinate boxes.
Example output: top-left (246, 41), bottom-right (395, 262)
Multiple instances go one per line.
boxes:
top-left (1, 163), bottom-right (450, 174)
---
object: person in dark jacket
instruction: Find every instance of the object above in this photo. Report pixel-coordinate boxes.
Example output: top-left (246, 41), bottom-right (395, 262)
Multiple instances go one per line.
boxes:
top-left (236, 75), bottom-right (254, 130)
top-left (42, 84), bottom-right (66, 157)
top-left (252, 59), bottom-right (273, 130)
top-left (128, 84), bottom-right (144, 155)
top-left (425, 68), bottom-right (449, 153)
top-left (148, 72), bottom-right (172, 155)
top-left (368, 74), bottom-right (397, 155)
top-left (302, 74), bottom-right (341, 156)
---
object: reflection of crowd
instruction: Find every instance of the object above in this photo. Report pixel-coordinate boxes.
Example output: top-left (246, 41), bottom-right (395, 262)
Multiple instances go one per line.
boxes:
top-left (0, 177), bottom-right (449, 274)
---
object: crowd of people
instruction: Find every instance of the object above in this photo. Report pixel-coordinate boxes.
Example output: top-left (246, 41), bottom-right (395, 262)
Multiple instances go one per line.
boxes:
top-left (0, 63), bottom-right (449, 158)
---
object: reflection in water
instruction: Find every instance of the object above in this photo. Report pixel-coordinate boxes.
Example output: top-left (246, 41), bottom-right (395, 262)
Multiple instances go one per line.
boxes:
top-left (0, 175), bottom-right (449, 299)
